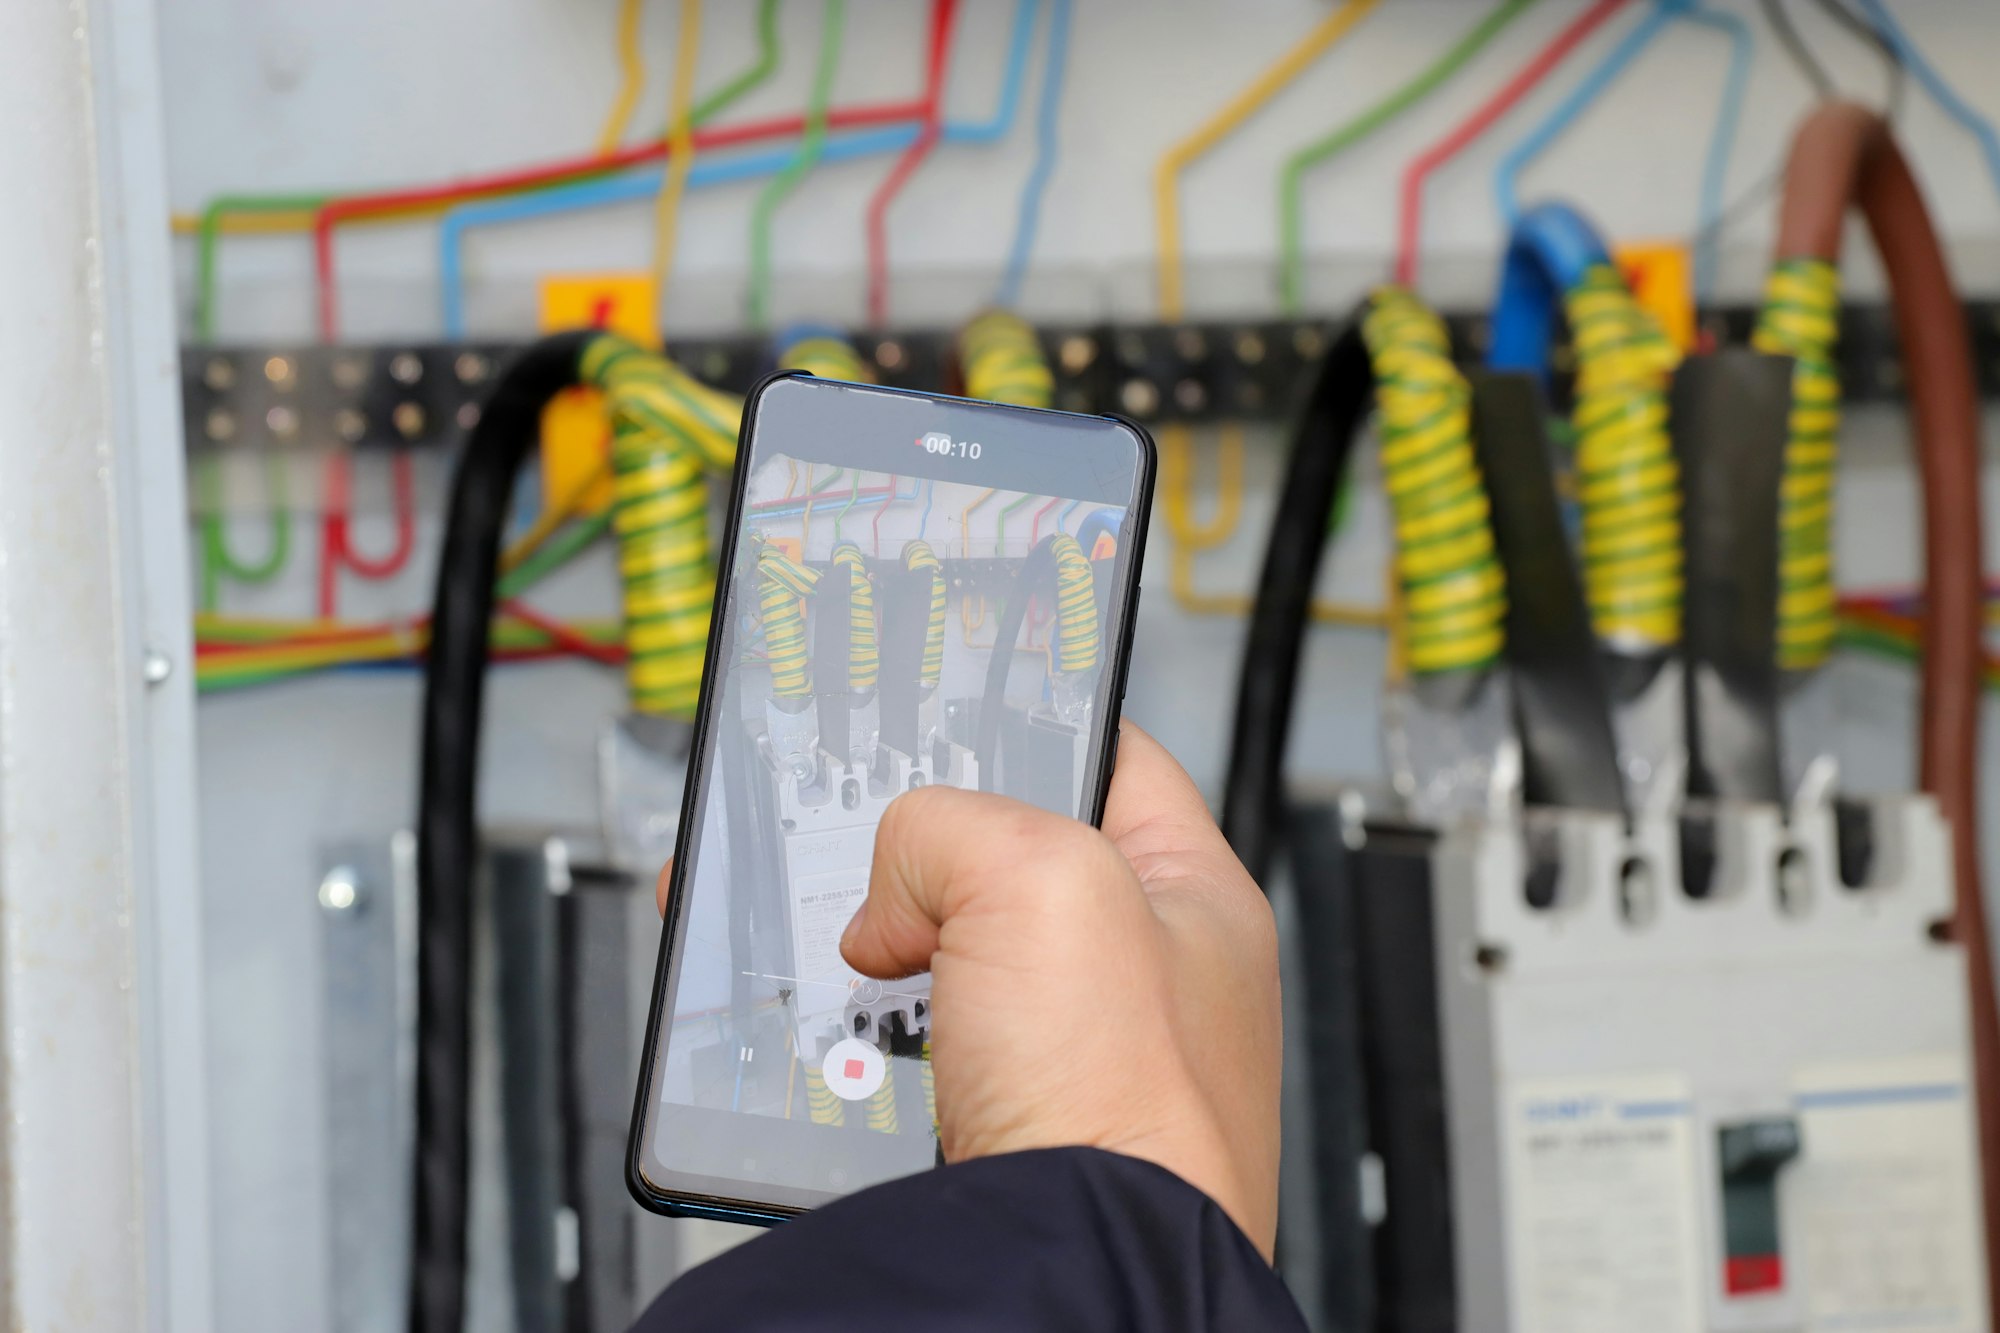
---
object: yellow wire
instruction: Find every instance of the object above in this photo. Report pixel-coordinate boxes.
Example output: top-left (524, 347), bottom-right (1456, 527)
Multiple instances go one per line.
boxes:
top-left (599, 0), bottom-right (650, 153)
top-left (499, 455), bottom-right (613, 574)
top-left (1152, 0), bottom-right (1377, 323)
top-left (1149, 0), bottom-right (1376, 626)
top-left (651, 0), bottom-right (703, 310)
top-left (961, 487), bottom-right (997, 558)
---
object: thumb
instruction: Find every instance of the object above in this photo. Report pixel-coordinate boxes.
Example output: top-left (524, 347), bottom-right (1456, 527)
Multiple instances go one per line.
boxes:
top-left (841, 785), bottom-right (1122, 980)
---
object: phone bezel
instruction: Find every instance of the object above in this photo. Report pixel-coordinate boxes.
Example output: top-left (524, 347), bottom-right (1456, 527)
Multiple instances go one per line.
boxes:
top-left (625, 370), bottom-right (1157, 1226)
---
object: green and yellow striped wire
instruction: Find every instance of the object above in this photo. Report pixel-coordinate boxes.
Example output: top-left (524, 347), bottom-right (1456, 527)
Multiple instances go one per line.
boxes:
top-left (778, 333), bottom-right (875, 384)
top-left (865, 1080), bottom-right (899, 1135)
top-left (829, 542), bottom-right (879, 692)
top-left (1751, 257), bottom-right (1841, 672)
top-left (757, 545), bottom-right (821, 700)
top-left (902, 539), bottom-right (947, 687)
top-left (580, 333), bottom-right (743, 718)
top-left (1049, 533), bottom-right (1101, 674)
top-left (960, 310), bottom-right (1054, 407)
top-left (1563, 263), bottom-right (1685, 652)
top-left (805, 1063), bottom-right (846, 1126)
top-left (1362, 287), bottom-right (1506, 677)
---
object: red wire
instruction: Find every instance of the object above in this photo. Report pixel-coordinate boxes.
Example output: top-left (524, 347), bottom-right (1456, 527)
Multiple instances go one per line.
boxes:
top-left (1393, 0), bottom-right (1630, 288)
top-left (318, 452), bottom-right (420, 617)
top-left (311, 100), bottom-right (939, 340)
top-left (864, 0), bottom-right (961, 327)
top-left (499, 599), bottom-right (628, 665)
top-left (1029, 496), bottom-right (1062, 546)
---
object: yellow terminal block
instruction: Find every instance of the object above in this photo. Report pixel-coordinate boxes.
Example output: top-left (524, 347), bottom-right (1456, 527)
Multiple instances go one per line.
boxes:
top-left (536, 274), bottom-right (661, 518)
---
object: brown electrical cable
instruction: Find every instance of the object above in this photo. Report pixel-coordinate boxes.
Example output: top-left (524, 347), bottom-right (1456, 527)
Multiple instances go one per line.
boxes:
top-left (1772, 101), bottom-right (1999, 1307)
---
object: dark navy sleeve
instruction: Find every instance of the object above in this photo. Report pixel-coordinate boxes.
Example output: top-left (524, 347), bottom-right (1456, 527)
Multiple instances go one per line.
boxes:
top-left (633, 1147), bottom-right (1307, 1332)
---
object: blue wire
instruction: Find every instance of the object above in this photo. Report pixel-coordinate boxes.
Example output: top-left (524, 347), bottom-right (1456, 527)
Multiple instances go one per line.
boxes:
top-left (1493, 0), bottom-right (1689, 224)
top-left (1058, 495), bottom-right (1081, 533)
top-left (954, 0), bottom-right (1040, 144)
top-left (1683, 3), bottom-right (1753, 307)
top-left (994, 0), bottom-right (1072, 308)
top-left (1852, 0), bottom-right (2000, 204)
top-left (438, 0), bottom-right (1040, 337)
top-left (920, 479), bottom-right (936, 539)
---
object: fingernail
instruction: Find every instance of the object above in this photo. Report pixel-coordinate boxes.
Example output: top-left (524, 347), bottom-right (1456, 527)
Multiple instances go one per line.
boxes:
top-left (841, 900), bottom-right (870, 951)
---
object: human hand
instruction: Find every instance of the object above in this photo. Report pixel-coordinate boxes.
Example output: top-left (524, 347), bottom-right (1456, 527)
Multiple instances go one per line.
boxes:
top-left (655, 723), bottom-right (1283, 1256)
top-left (849, 722), bottom-right (1283, 1255)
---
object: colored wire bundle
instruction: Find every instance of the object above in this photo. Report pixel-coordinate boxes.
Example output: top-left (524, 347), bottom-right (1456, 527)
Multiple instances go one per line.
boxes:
top-left (1751, 257), bottom-right (1842, 672)
top-left (1278, 0), bottom-right (1538, 315)
top-left (958, 309), bottom-right (1053, 407)
top-left (1565, 262), bottom-right (1684, 650)
top-left (580, 333), bottom-right (743, 716)
top-left (1361, 288), bottom-right (1505, 677)
top-left (1396, 0), bottom-right (1629, 288)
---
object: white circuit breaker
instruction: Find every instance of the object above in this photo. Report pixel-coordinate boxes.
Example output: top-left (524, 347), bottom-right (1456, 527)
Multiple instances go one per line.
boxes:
top-left (1429, 797), bottom-right (1989, 1333)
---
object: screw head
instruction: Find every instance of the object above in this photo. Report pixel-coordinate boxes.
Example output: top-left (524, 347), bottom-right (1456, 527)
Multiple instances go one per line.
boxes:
top-left (202, 357), bottom-right (237, 391)
top-left (1058, 334), bottom-right (1098, 373)
top-left (318, 867), bottom-right (362, 913)
top-left (263, 355), bottom-right (296, 390)
top-left (142, 651), bottom-right (172, 685)
top-left (388, 352), bottom-right (424, 386)
top-left (330, 355), bottom-right (369, 390)
top-left (1119, 378), bottom-right (1159, 418)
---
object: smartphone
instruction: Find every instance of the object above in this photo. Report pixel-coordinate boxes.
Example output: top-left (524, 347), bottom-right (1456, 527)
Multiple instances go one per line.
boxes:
top-left (627, 372), bottom-right (1155, 1224)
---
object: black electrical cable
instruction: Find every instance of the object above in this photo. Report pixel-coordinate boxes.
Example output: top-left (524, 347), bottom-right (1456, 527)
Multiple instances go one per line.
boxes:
top-left (1762, 0), bottom-right (1838, 99)
top-left (1220, 320), bottom-right (1373, 887)
top-left (414, 330), bottom-right (593, 1333)
top-left (975, 537), bottom-right (1059, 794)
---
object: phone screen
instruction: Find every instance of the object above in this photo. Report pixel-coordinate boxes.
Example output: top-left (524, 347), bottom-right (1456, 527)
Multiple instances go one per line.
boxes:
top-left (631, 374), bottom-right (1153, 1215)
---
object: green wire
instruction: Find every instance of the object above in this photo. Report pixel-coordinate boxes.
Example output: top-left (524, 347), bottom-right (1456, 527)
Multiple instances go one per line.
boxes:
top-left (833, 472), bottom-right (861, 544)
top-left (689, 0), bottom-right (785, 128)
top-left (195, 193), bottom-right (330, 341)
top-left (995, 492), bottom-right (1036, 555)
top-left (196, 453), bottom-right (294, 611)
top-left (497, 514), bottom-right (614, 599)
top-left (749, 0), bottom-right (846, 326)
top-left (191, 1), bottom-right (787, 341)
top-left (1278, 0), bottom-right (1539, 315)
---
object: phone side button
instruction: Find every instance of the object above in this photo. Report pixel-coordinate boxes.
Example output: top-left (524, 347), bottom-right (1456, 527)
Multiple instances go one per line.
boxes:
top-left (1107, 727), bottom-right (1121, 775)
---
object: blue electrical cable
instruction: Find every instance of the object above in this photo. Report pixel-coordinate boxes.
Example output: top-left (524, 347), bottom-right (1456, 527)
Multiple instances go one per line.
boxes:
top-left (1487, 201), bottom-right (1613, 383)
top-left (1683, 4), bottom-right (1752, 307)
top-left (1074, 506), bottom-right (1123, 557)
top-left (1057, 495), bottom-right (1082, 534)
top-left (438, 0), bottom-right (1040, 336)
top-left (919, 479), bottom-right (936, 539)
top-left (1851, 0), bottom-right (2000, 203)
top-left (1493, 0), bottom-right (1688, 224)
top-left (994, 0), bottom-right (1073, 308)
